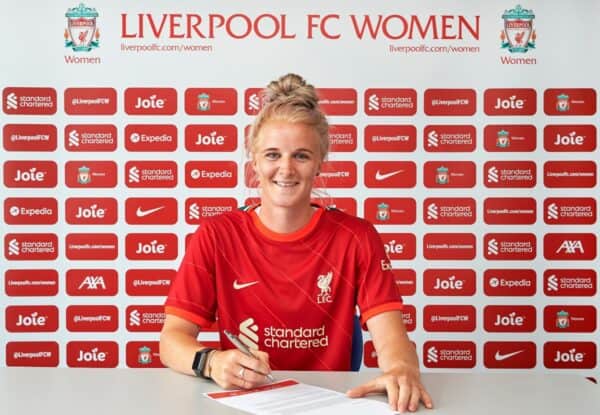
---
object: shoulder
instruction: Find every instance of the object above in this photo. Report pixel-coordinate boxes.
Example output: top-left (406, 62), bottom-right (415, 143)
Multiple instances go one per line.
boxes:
top-left (321, 207), bottom-right (377, 237)
top-left (191, 207), bottom-right (251, 237)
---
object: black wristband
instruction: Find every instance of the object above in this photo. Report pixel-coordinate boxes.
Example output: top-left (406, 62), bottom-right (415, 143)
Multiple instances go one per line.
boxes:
top-left (192, 348), bottom-right (214, 379)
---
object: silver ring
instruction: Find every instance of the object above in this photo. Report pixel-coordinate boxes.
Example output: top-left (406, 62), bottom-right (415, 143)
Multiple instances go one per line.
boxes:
top-left (238, 367), bottom-right (245, 379)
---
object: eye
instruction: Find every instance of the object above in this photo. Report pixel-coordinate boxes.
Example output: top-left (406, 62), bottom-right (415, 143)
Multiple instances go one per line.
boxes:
top-left (294, 152), bottom-right (310, 161)
top-left (264, 152), bottom-right (280, 160)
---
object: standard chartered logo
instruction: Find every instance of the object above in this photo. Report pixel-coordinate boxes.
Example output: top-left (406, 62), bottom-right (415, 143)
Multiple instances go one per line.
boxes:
top-left (487, 166), bottom-right (499, 183)
top-left (8, 239), bottom-right (20, 256)
top-left (547, 203), bottom-right (559, 220)
top-left (129, 309), bottom-right (141, 326)
top-left (69, 130), bottom-right (80, 147)
top-left (487, 239), bottom-right (499, 256)
top-left (368, 94), bottom-right (380, 111)
top-left (426, 346), bottom-right (439, 363)
top-left (248, 93), bottom-right (260, 111)
top-left (188, 203), bottom-right (200, 220)
top-left (426, 203), bottom-right (439, 220)
top-left (547, 274), bottom-right (559, 291)
top-left (128, 166), bottom-right (140, 183)
top-left (239, 318), bottom-right (259, 350)
top-left (427, 130), bottom-right (439, 147)
top-left (7, 92), bottom-right (18, 110)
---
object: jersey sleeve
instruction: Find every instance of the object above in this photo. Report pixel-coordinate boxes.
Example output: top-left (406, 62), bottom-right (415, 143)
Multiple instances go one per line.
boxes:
top-left (356, 222), bottom-right (403, 328)
top-left (164, 223), bottom-right (217, 328)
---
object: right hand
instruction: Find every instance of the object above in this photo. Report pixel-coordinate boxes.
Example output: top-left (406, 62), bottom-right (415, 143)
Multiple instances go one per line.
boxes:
top-left (209, 349), bottom-right (272, 389)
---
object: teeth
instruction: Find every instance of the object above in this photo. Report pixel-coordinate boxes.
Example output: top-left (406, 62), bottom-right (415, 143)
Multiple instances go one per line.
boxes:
top-left (274, 181), bottom-right (297, 187)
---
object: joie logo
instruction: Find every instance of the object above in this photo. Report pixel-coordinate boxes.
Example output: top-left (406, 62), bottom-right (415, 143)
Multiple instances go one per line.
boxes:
top-left (423, 341), bottom-right (476, 368)
top-left (544, 125), bottom-right (596, 152)
top-left (185, 125), bottom-right (237, 152)
top-left (6, 306), bottom-right (58, 332)
top-left (544, 198), bottom-right (596, 225)
top-left (125, 88), bottom-right (177, 115)
top-left (364, 89), bottom-right (417, 116)
top-left (544, 342), bottom-right (596, 368)
top-left (4, 161), bottom-right (57, 188)
top-left (380, 234), bottom-right (416, 260)
top-left (239, 318), bottom-right (260, 350)
top-left (67, 342), bottom-right (119, 368)
top-left (126, 233), bottom-right (178, 260)
top-left (484, 306), bottom-right (536, 332)
top-left (66, 197), bottom-right (117, 225)
top-left (484, 89), bottom-right (536, 115)
top-left (544, 234), bottom-right (596, 260)
top-left (423, 269), bottom-right (475, 296)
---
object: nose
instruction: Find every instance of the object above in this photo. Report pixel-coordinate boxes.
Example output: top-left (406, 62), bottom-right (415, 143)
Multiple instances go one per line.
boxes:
top-left (277, 155), bottom-right (295, 175)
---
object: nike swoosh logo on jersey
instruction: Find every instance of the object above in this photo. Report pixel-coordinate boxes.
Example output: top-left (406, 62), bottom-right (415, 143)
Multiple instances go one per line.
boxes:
top-left (233, 280), bottom-right (259, 290)
top-left (136, 206), bottom-right (165, 217)
top-left (375, 169), bottom-right (404, 181)
top-left (494, 349), bottom-right (524, 361)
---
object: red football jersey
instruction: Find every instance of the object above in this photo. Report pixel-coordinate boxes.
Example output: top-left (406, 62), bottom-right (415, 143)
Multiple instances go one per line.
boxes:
top-left (165, 206), bottom-right (402, 370)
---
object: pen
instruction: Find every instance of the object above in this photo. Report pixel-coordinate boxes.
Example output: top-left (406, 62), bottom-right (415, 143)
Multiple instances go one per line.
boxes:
top-left (224, 329), bottom-right (275, 382)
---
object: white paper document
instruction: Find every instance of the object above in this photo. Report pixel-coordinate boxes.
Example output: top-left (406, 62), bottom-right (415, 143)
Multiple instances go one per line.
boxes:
top-left (205, 379), bottom-right (398, 414)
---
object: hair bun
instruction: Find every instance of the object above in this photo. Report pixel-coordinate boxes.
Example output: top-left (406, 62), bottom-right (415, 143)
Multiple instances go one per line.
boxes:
top-left (263, 73), bottom-right (318, 109)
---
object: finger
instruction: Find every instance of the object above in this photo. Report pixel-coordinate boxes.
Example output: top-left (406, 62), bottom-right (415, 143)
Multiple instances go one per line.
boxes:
top-left (244, 350), bottom-right (272, 376)
top-left (419, 386), bottom-right (434, 409)
top-left (346, 379), bottom-right (379, 398)
top-left (408, 385), bottom-right (421, 412)
top-left (385, 380), bottom-right (400, 412)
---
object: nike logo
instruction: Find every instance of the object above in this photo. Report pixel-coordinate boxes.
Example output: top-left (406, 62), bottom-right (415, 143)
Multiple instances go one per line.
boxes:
top-left (233, 280), bottom-right (259, 290)
top-left (495, 349), bottom-right (524, 361)
top-left (136, 206), bottom-right (165, 217)
top-left (375, 169), bottom-right (404, 181)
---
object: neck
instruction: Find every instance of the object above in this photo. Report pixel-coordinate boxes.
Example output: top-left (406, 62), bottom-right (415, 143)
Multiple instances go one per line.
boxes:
top-left (257, 203), bottom-right (315, 234)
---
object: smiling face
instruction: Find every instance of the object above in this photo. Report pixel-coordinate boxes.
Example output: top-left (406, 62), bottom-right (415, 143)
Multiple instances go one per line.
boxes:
top-left (252, 120), bottom-right (322, 212)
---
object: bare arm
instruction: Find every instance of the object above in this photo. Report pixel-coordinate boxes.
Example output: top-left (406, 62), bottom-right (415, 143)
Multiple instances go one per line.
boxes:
top-left (159, 314), bottom-right (203, 376)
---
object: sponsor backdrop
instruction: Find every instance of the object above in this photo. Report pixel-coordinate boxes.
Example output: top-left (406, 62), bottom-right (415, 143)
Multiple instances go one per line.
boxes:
top-left (1, 0), bottom-right (598, 376)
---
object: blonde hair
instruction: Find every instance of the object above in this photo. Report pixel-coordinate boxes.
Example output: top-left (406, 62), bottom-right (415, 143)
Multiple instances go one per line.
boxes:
top-left (247, 73), bottom-right (329, 160)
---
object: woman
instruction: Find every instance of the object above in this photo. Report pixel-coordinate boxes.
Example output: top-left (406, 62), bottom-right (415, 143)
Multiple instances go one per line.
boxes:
top-left (160, 74), bottom-right (433, 413)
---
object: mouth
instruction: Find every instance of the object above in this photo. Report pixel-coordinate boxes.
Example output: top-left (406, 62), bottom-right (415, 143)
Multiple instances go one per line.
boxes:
top-left (273, 180), bottom-right (299, 188)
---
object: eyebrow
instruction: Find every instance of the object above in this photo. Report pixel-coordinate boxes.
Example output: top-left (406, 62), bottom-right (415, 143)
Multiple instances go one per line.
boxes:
top-left (262, 147), bottom-right (314, 153)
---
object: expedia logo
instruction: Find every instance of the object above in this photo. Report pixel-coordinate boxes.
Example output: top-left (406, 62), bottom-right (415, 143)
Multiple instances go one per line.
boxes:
top-left (186, 161), bottom-right (237, 188)
top-left (4, 197), bottom-right (58, 225)
top-left (124, 124), bottom-right (177, 151)
top-left (483, 269), bottom-right (536, 296)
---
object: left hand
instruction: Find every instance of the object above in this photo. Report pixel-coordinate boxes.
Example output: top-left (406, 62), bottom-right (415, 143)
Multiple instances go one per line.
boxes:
top-left (346, 364), bottom-right (433, 413)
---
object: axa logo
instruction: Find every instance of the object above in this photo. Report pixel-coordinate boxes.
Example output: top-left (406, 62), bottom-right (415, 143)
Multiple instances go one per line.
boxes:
top-left (239, 318), bottom-right (259, 350)
top-left (64, 3), bottom-right (100, 52)
top-left (79, 276), bottom-right (105, 290)
top-left (544, 234), bottom-right (596, 260)
top-left (500, 5), bottom-right (536, 53)
top-left (316, 271), bottom-right (333, 304)
top-left (555, 240), bottom-right (584, 254)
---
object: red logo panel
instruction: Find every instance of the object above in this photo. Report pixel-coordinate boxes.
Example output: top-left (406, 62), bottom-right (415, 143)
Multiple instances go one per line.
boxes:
top-left (363, 340), bottom-right (378, 368)
top-left (185, 88), bottom-right (236, 115)
top-left (6, 342), bottom-right (59, 367)
top-left (393, 269), bottom-right (416, 296)
top-left (65, 197), bottom-right (118, 225)
top-left (125, 87), bottom-right (177, 115)
top-left (125, 197), bottom-right (178, 225)
top-left (544, 125), bottom-right (596, 152)
top-left (423, 305), bottom-right (476, 332)
top-left (244, 88), bottom-right (264, 115)
top-left (4, 233), bottom-right (58, 261)
top-left (484, 88), bottom-right (536, 115)
top-left (364, 89), bottom-right (417, 116)
top-left (423, 269), bottom-right (476, 296)
top-left (380, 233), bottom-right (416, 260)
top-left (317, 88), bottom-right (357, 115)
top-left (65, 233), bottom-right (118, 260)
top-left (2, 87), bottom-right (57, 115)
top-left (126, 305), bottom-right (165, 332)
top-left (483, 125), bottom-right (536, 152)
top-left (186, 197), bottom-right (238, 224)
top-left (423, 233), bottom-right (476, 260)
top-left (126, 341), bottom-right (165, 368)
top-left (543, 342), bottom-right (596, 369)
top-left (5, 270), bottom-right (58, 296)
top-left (484, 161), bottom-right (536, 188)
top-left (125, 161), bottom-right (177, 188)
top-left (4, 197), bottom-right (58, 225)
top-left (186, 161), bottom-right (237, 188)
top-left (3, 124), bottom-right (57, 151)
top-left (402, 304), bottom-right (416, 332)
top-left (3, 160), bottom-right (57, 188)
top-left (544, 305), bottom-right (596, 333)
top-left (65, 161), bottom-right (117, 188)
top-left (484, 341), bottom-right (536, 369)
top-left (185, 124), bottom-right (237, 152)
top-left (423, 161), bottom-right (476, 188)
top-left (316, 161), bottom-right (357, 188)
top-left (424, 125), bottom-right (476, 152)
top-left (423, 89), bottom-right (476, 116)
top-left (484, 233), bottom-right (536, 260)
top-left (544, 197), bottom-right (596, 225)
top-left (329, 125), bottom-right (357, 152)
top-left (364, 198), bottom-right (416, 225)
top-left (64, 124), bottom-right (117, 152)
top-left (544, 88), bottom-right (597, 116)
top-left (126, 269), bottom-right (175, 296)
top-left (317, 197), bottom-right (357, 216)
top-left (544, 233), bottom-right (596, 260)
top-left (364, 161), bottom-right (416, 188)
top-left (543, 269), bottom-right (596, 296)
top-left (64, 88), bottom-right (117, 115)
top-left (423, 198), bottom-right (476, 225)
top-left (483, 197), bottom-right (536, 224)
top-left (5, 305), bottom-right (59, 332)
top-left (125, 124), bottom-right (177, 152)
top-left (66, 305), bottom-right (119, 332)
top-left (364, 125), bottom-right (416, 152)
top-left (125, 233), bottom-right (178, 260)
top-left (483, 269), bottom-right (537, 296)
top-left (66, 269), bottom-right (118, 296)
top-left (423, 341), bottom-right (476, 368)
top-left (484, 305), bottom-right (536, 332)
top-left (544, 161), bottom-right (597, 188)
top-left (67, 341), bottom-right (119, 368)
